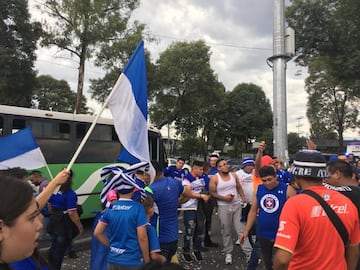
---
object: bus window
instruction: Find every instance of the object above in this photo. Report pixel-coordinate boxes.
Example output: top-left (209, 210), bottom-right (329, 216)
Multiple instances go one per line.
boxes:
top-left (12, 118), bottom-right (26, 133)
top-left (112, 127), bottom-right (119, 142)
top-left (76, 123), bottom-right (88, 139)
top-left (59, 123), bottom-right (70, 139)
top-left (90, 125), bottom-right (112, 141)
top-left (76, 123), bottom-right (112, 141)
top-left (30, 121), bottom-right (70, 139)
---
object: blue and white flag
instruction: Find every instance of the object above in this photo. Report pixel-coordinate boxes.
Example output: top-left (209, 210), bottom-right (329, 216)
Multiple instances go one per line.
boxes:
top-left (107, 40), bottom-right (150, 165)
top-left (100, 165), bottom-right (146, 207)
top-left (0, 127), bottom-right (47, 170)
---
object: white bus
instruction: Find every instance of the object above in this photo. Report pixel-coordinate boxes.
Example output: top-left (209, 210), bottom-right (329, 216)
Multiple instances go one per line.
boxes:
top-left (0, 105), bottom-right (164, 218)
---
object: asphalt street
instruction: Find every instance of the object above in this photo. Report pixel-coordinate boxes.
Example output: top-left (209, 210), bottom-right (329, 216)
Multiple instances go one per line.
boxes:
top-left (41, 214), bottom-right (266, 270)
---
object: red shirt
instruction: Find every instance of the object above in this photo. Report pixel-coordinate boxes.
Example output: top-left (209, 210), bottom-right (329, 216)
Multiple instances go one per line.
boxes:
top-left (274, 186), bottom-right (360, 270)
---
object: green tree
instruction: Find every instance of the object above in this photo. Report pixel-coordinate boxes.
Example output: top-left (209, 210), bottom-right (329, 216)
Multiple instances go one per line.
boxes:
top-left (180, 137), bottom-right (207, 161)
top-left (39, 0), bottom-right (145, 113)
top-left (305, 60), bottom-right (358, 147)
top-left (286, 0), bottom-right (360, 143)
top-left (89, 49), bottom-right (157, 104)
top-left (150, 40), bottom-right (225, 140)
top-left (33, 75), bottom-right (90, 113)
top-left (287, 132), bottom-right (306, 158)
top-left (224, 83), bottom-right (273, 153)
top-left (0, 0), bottom-right (41, 106)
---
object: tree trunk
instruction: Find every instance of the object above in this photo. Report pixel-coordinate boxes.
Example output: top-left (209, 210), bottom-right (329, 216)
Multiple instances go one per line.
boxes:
top-left (74, 54), bottom-right (85, 114)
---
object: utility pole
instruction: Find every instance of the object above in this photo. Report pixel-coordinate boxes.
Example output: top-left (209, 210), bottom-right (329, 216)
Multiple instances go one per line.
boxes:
top-left (296, 116), bottom-right (304, 136)
top-left (267, 0), bottom-right (294, 163)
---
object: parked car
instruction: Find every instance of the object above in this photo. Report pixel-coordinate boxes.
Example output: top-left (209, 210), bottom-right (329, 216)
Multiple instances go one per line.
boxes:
top-left (227, 159), bottom-right (242, 172)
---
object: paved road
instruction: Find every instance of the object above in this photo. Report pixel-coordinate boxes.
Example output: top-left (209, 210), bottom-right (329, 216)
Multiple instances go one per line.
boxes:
top-left (41, 214), bottom-right (265, 270)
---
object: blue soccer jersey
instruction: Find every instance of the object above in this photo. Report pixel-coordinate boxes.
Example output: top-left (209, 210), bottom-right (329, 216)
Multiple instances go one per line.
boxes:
top-left (100, 199), bottom-right (148, 267)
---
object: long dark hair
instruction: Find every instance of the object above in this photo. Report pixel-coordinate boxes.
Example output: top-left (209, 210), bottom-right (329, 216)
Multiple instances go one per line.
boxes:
top-left (0, 176), bottom-right (33, 227)
top-left (0, 176), bottom-right (34, 269)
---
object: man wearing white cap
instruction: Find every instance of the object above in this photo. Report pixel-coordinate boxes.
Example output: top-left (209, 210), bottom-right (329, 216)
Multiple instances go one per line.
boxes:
top-left (274, 150), bottom-right (360, 270)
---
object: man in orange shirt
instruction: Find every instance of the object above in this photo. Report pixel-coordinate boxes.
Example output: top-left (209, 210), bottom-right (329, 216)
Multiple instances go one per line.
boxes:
top-left (273, 150), bottom-right (360, 270)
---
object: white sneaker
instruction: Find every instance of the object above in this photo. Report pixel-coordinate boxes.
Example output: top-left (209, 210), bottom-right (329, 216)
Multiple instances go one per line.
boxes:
top-left (225, 254), bottom-right (232, 265)
top-left (178, 229), bottom-right (183, 234)
top-left (235, 239), bottom-right (240, 245)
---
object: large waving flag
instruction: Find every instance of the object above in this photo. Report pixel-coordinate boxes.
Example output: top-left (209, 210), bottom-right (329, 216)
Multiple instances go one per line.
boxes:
top-left (0, 127), bottom-right (47, 170)
top-left (107, 40), bottom-right (151, 167)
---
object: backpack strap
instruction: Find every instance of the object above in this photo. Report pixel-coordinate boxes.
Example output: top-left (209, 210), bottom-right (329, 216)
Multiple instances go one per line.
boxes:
top-left (302, 189), bottom-right (349, 247)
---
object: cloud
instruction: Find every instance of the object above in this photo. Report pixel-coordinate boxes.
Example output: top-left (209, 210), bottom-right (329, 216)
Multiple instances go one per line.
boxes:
top-left (30, 0), bottom-right (357, 138)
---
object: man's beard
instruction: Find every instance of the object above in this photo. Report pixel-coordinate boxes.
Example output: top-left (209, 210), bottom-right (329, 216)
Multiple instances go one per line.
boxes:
top-left (221, 170), bottom-right (229, 175)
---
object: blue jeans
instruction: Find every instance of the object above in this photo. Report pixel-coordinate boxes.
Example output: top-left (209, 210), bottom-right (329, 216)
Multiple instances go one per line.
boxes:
top-left (48, 233), bottom-right (71, 270)
top-left (247, 237), bottom-right (262, 270)
top-left (160, 240), bottom-right (178, 262)
top-left (183, 210), bottom-right (199, 253)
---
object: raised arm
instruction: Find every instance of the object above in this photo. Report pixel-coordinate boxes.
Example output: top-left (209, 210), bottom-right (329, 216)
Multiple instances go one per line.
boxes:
top-left (36, 169), bottom-right (69, 209)
top-left (254, 141), bottom-right (266, 177)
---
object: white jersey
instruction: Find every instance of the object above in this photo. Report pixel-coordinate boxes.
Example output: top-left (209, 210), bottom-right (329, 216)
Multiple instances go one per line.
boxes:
top-left (216, 173), bottom-right (241, 206)
top-left (235, 169), bottom-right (254, 202)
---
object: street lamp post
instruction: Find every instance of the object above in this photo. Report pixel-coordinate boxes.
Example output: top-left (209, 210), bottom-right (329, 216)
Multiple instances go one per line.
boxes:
top-left (267, 0), bottom-right (294, 162)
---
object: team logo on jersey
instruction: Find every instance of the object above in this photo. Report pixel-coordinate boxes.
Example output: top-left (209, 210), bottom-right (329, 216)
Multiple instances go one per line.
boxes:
top-left (323, 193), bottom-right (330, 201)
top-left (260, 194), bottom-right (280, 213)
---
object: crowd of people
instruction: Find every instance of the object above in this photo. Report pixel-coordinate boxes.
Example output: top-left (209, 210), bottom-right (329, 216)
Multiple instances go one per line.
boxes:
top-left (0, 140), bottom-right (359, 270)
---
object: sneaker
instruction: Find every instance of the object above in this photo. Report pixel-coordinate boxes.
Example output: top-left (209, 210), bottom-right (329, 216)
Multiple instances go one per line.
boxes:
top-left (68, 251), bottom-right (78, 259)
top-left (193, 251), bottom-right (203, 261)
top-left (235, 239), bottom-right (240, 245)
top-left (200, 246), bottom-right (209, 252)
top-left (183, 253), bottom-right (193, 262)
top-left (225, 253), bottom-right (232, 265)
top-left (204, 238), bottom-right (219, 247)
top-left (178, 229), bottom-right (183, 234)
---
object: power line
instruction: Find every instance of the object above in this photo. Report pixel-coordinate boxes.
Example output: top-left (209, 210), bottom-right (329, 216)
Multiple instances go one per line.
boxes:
top-left (149, 32), bottom-right (272, 51)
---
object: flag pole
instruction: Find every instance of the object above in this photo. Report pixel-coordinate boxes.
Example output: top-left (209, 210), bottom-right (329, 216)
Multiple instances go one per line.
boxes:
top-left (66, 74), bottom-right (124, 171)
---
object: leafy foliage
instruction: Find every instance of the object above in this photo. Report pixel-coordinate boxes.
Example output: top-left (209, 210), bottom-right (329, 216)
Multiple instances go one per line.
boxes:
top-left (39, 0), bottom-right (145, 113)
top-left (150, 40), bottom-right (226, 141)
top-left (287, 0), bottom-right (360, 143)
top-left (0, 0), bottom-right (42, 106)
top-left (287, 132), bottom-right (306, 158)
top-left (224, 83), bottom-right (273, 152)
top-left (32, 75), bottom-right (90, 113)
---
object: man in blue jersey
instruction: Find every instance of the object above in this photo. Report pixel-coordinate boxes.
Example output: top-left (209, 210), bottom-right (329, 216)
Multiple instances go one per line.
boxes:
top-left (240, 166), bottom-right (295, 270)
top-left (145, 161), bottom-right (188, 263)
top-left (181, 160), bottom-right (210, 262)
top-left (94, 171), bottom-right (150, 269)
top-left (162, 158), bottom-right (186, 183)
top-left (209, 154), bottom-right (219, 176)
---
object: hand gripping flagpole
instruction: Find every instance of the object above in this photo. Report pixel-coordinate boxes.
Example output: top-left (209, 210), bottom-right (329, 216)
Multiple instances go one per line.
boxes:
top-left (66, 74), bottom-right (124, 172)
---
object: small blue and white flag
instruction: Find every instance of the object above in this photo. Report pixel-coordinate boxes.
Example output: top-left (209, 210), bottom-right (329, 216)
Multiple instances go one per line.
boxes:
top-left (100, 165), bottom-right (146, 207)
top-left (106, 40), bottom-right (154, 180)
top-left (0, 127), bottom-right (47, 170)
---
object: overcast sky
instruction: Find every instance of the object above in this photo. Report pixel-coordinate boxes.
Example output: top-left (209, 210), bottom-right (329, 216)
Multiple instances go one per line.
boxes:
top-left (29, 0), bottom-right (358, 139)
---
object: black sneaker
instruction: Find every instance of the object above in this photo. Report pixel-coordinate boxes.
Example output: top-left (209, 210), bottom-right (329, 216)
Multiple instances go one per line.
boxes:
top-left (68, 251), bottom-right (78, 259)
top-left (183, 253), bottom-right (193, 262)
top-left (193, 251), bottom-right (203, 261)
top-left (204, 239), bottom-right (219, 247)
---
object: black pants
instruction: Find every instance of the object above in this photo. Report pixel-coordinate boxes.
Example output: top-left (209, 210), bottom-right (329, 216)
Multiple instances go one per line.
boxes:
top-left (204, 197), bottom-right (216, 236)
top-left (193, 198), bottom-right (207, 251)
top-left (258, 237), bottom-right (275, 270)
